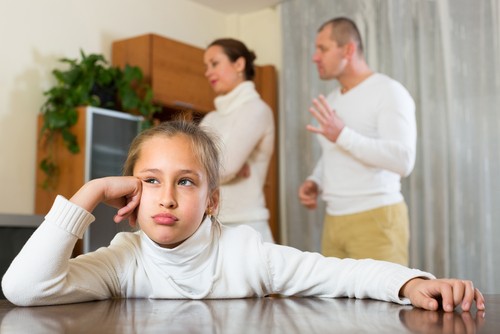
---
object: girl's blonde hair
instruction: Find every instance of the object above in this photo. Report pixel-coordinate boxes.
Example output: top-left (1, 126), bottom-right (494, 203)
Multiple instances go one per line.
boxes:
top-left (123, 121), bottom-right (221, 194)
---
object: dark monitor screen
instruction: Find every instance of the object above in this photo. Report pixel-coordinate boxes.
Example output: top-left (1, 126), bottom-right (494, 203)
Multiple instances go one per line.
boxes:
top-left (0, 224), bottom-right (38, 299)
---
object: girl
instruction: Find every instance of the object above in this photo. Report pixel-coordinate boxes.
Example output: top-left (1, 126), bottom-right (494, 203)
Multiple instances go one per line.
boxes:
top-left (2, 121), bottom-right (485, 313)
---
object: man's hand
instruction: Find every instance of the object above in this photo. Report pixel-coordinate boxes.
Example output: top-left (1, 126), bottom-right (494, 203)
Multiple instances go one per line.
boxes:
top-left (400, 278), bottom-right (486, 312)
top-left (306, 94), bottom-right (345, 143)
top-left (298, 180), bottom-right (319, 209)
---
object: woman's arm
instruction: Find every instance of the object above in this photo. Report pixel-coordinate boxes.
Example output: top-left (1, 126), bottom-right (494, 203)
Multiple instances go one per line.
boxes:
top-left (218, 103), bottom-right (274, 184)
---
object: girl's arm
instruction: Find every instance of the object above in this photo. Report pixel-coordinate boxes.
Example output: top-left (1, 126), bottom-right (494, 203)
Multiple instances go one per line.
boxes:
top-left (265, 243), bottom-right (485, 312)
top-left (1, 176), bottom-right (142, 306)
top-left (71, 176), bottom-right (142, 226)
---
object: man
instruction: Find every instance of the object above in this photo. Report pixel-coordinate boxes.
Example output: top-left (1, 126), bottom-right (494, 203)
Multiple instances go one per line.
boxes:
top-left (298, 17), bottom-right (416, 265)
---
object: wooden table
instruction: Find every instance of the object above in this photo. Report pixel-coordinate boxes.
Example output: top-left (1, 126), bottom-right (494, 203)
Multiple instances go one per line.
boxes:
top-left (0, 295), bottom-right (497, 333)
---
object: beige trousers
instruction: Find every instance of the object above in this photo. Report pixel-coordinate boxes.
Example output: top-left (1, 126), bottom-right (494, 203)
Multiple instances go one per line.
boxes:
top-left (321, 202), bottom-right (409, 266)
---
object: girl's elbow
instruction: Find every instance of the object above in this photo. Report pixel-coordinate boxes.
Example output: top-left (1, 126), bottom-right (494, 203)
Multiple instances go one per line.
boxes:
top-left (2, 273), bottom-right (56, 306)
top-left (2, 281), bottom-right (38, 306)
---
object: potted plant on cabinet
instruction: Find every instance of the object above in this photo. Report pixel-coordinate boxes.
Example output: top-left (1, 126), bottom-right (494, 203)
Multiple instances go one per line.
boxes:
top-left (39, 50), bottom-right (160, 190)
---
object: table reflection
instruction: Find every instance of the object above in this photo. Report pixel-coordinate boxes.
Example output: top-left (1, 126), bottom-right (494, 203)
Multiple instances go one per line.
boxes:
top-left (0, 297), bottom-right (488, 333)
top-left (400, 307), bottom-right (486, 334)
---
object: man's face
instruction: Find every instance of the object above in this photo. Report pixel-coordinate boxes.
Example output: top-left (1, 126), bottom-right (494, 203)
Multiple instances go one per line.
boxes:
top-left (312, 24), bottom-right (348, 80)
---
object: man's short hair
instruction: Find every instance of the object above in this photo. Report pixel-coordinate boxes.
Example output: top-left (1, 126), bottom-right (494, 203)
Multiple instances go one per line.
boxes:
top-left (319, 17), bottom-right (364, 55)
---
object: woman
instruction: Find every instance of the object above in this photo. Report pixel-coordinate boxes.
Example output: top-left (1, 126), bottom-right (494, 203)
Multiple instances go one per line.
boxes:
top-left (201, 38), bottom-right (275, 243)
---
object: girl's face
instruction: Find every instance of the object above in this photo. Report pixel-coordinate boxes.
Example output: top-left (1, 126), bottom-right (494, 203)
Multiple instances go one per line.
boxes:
top-left (133, 134), bottom-right (217, 248)
top-left (204, 45), bottom-right (245, 96)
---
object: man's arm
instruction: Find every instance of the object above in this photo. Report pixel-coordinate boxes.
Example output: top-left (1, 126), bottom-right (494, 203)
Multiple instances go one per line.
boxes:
top-left (307, 94), bottom-right (416, 177)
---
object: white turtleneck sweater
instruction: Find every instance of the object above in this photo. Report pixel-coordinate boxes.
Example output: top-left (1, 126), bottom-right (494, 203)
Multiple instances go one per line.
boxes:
top-left (2, 196), bottom-right (434, 306)
top-left (200, 81), bottom-right (274, 223)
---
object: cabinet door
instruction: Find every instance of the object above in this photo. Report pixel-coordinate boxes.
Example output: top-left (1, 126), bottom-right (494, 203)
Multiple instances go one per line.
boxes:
top-left (35, 107), bottom-right (87, 256)
top-left (83, 107), bottom-right (143, 253)
top-left (254, 66), bottom-right (280, 243)
top-left (151, 35), bottom-right (215, 113)
top-left (34, 108), bottom-right (87, 215)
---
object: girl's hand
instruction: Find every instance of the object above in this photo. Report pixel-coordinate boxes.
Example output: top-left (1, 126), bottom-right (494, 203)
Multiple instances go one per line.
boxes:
top-left (70, 176), bottom-right (142, 227)
top-left (400, 278), bottom-right (486, 312)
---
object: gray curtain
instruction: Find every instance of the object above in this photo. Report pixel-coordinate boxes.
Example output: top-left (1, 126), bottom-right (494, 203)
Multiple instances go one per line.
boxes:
top-left (280, 0), bottom-right (500, 294)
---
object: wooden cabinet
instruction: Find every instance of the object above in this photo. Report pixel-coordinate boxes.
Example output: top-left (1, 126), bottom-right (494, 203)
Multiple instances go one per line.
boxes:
top-left (112, 34), bottom-right (280, 242)
top-left (112, 34), bottom-right (216, 114)
top-left (35, 107), bottom-right (143, 255)
top-left (253, 65), bottom-right (280, 243)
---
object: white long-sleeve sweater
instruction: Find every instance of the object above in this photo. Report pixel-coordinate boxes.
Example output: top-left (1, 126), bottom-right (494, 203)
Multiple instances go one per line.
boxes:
top-left (2, 196), bottom-right (434, 306)
top-left (309, 73), bottom-right (416, 215)
top-left (200, 81), bottom-right (274, 223)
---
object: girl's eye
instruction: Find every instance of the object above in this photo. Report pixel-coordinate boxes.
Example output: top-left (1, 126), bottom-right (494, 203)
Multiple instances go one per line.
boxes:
top-left (144, 178), bottom-right (159, 184)
top-left (178, 178), bottom-right (194, 186)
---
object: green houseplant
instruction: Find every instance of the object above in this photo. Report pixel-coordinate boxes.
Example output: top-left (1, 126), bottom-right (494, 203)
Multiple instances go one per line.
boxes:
top-left (39, 50), bottom-right (160, 189)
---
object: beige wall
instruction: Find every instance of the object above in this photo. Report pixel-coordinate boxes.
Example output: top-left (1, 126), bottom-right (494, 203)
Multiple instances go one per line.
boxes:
top-left (226, 8), bottom-right (282, 68)
top-left (0, 0), bottom-right (281, 214)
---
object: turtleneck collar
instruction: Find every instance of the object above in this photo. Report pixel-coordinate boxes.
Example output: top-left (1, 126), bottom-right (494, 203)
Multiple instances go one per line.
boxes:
top-left (214, 81), bottom-right (259, 115)
top-left (138, 217), bottom-right (222, 298)
top-left (139, 216), bottom-right (218, 275)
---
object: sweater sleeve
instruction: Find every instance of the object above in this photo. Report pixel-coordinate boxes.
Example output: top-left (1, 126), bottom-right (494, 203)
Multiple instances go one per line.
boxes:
top-left (307, 155), bottom-right (324, 192)
top-left (264, 243), bottom-right (434, 304)
top-left (1, 196), bottom-right (121, 306)
top-left (336, 84), bottom-right (417, 177)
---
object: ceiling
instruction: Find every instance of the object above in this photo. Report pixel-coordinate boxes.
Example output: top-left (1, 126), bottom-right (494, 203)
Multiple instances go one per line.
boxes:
top-left (189, 0), bottom-right (286, 14)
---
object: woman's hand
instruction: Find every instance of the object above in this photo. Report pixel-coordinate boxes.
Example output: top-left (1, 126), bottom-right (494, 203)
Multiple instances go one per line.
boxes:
top-left (400, 278), bottom-right (486, 312)
top-left (236, 163), bottom-right (251, 179)
top-left (70, 176), bottom-right (142, 227)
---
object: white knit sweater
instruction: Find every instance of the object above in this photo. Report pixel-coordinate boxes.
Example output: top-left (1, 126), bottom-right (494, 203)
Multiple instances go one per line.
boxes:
top-left (200, 81), bottom-right (274, 223)
top-left (309, 73), bottom-right (417, 215)
top-left (2, 196), bottom-right (434, 306)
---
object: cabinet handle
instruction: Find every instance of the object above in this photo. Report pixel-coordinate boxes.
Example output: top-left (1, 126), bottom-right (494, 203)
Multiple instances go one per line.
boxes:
top-left (173, 101), bottom-right (194, 109)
